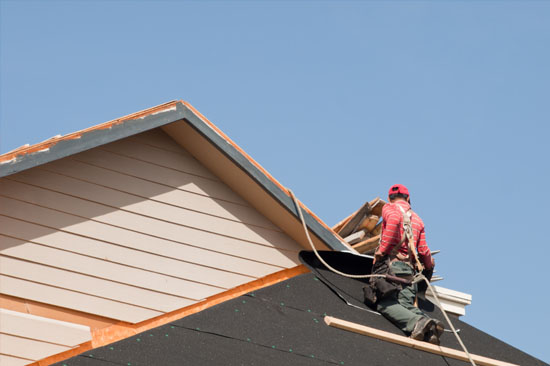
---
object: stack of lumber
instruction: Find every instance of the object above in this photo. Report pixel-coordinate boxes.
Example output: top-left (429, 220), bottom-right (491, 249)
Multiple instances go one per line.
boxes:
top-left (332, 197), bottom-right (386, 254)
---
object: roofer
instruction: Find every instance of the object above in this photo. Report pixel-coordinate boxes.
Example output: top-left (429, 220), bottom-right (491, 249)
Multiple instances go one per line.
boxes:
top-left (369, 184), bottom-right (444, 344)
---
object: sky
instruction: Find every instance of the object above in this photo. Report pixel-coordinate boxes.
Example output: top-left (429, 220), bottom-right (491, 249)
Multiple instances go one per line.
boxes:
top-left (1, 0), bottom-right (549, 363)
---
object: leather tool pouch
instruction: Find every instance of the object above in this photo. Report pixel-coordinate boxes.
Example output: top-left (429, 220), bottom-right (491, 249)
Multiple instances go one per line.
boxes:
top-left (363, 285), bottom-right (377, 306)
top-left (363, 257), bottom-right (401, 305)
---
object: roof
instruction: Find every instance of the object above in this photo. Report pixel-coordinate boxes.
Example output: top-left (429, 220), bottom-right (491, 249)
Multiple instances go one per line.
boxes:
top-left (53, 251), bottom-right (545, 366)
top-left (0, 100), bottom-right (349, 252)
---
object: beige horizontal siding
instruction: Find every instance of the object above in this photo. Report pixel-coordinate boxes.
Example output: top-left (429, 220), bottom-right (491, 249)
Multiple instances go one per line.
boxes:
top-left (0, 215), bottom-right (275, 279)
top-left (41, 158), bottom-right (279, 230)
top-left (0, 334), bottom-right (70, 362)
top-left (0, 353), bottom-right (33, 366)
top-left (126, 128), bottom-right (188, 153)
top-left (0, 275), bottom-right (163, 323)
top-left (72, 148), bottom-right (248, 205)
top-left (0, 196), bottom-right (299, 268)
top-left (0, 235), bottom-right (220, 300)
top-left (100, 137), bottom-right (220, 181)
top-left (0, 127), bottom-right (304, 326)
top-left (0, 308), bottom-right (91, 347)
top-left (0, 255), bottom-right (194, 312)
top-left (4, 170), bottom-right (295, 248)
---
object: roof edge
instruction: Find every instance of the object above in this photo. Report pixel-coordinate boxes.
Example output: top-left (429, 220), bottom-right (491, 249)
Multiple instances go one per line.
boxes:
top-left (0, 100), bottom-right (351, 252)
top-left (177, 101), bottom-right (351, 252)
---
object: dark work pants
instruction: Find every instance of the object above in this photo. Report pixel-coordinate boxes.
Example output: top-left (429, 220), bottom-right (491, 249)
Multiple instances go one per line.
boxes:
top-left (376, 261), bottom-right (427, 334)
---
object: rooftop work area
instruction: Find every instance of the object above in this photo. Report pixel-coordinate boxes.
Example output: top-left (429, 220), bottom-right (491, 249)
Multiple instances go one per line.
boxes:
top-left (0, 101), bottom-right (545, 366)
top-left (53, 259), bottom-right (544, 366)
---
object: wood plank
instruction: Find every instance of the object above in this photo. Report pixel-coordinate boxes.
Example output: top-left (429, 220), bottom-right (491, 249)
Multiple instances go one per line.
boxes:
top-left (3, 173), bottom-right (294, 249)
top-left (369, 197), bottom-right (385, 217)
top-left (0, 255), bottom-right (194, 312)
top-left (0, 333), bottom-right (70, 361)
top-left (0, 235), bottom-right (221, 299)
top-left (370, 221), bottom-right (382, 236)
top-left (71, 148), bottom-right (249, 205)
top-left (41, 158), bottom-right (280, 230)
top-left (0, 215), bottom-right (276, 280)
top-left (324, 316), bottom-right (518, 366)
top-left (0, 308), bottom-right (91, 347)
top-left (100, 137), bottom-right (220, 180)
top-left (332, 215), bottom-right (353, 234)
top-left (0, 194), bottom-right (300, 268)
top-left (343, 230), bottom-right (366, 245)
top-left (357, 215), bottom-right (379, 233)
top-left (0, 275), bottom-right (163, 323)
top-left (337, 201), bottom-right (371, 238)
top-left (352, 235), bottom-right (380, 254)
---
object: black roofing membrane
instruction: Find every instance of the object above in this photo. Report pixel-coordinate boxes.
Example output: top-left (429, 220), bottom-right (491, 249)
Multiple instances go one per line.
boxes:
top-left (56, 252), bottom-right (546, 366)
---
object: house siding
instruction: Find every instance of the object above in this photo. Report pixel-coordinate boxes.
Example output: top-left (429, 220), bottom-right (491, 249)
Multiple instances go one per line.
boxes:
top-left (0, 309), bottom-right (91, 365)
top-left (0, 129), bottom-right (303, 325)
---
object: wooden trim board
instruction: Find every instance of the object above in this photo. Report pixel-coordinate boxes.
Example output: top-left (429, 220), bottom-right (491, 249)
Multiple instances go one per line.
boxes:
top-left (324, 316), bottom-right (518, 366)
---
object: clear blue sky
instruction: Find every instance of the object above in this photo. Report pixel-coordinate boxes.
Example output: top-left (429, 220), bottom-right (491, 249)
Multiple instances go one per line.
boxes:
top-left (1, 1), bottom-right (549, 363)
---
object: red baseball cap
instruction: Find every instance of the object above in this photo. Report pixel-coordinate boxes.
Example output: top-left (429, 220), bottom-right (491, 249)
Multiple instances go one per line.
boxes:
top-left (388, 184), bottom-right (409, 197)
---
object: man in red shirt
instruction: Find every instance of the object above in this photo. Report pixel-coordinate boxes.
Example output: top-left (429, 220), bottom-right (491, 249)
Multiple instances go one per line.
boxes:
top-left (372, 184), bottom-right (443, 344)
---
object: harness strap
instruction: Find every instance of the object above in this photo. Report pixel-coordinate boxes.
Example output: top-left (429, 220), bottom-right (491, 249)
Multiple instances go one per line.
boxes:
top-left (397, 205), bottom-right (425, 272)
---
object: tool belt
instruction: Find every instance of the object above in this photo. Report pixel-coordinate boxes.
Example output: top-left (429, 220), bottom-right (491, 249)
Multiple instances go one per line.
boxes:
top-left (363, 256), bottom-right (416, 307)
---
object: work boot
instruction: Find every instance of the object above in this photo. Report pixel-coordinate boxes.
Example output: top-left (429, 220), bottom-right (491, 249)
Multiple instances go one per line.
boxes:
top-left (425, 319), bottom-right (445, 345)
top-left (410, 317), bottom-right (434, 341)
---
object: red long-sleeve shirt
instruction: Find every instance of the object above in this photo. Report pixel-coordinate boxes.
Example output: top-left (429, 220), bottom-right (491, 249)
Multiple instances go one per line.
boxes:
top-left (379, 200), bottom-right (433, 269)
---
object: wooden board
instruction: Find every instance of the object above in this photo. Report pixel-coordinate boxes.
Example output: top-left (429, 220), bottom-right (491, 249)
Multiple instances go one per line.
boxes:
top-left (351, 235), bottom-right (380, 254)
top-left (337, 201), bottom-right (371, 238)
top-left (343, 230), bottom-right (366, 245)
top-left (356, 215), bottom-right (379, 233)
top-left (324, 316), bottom-right (519, 366)
top-left (369, 198), bottom-right (385, 217)
top-left (370, 221), bottom-right (382, 236)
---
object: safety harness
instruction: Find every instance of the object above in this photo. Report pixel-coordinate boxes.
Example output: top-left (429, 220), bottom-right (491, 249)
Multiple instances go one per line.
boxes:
top-left (393, 205), bottom-right (424, 273)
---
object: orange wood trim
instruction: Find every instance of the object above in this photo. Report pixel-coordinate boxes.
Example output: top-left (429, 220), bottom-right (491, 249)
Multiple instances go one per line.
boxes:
top-left (29, 342), bottom-right (93, 366)
top-left (32, 265), bottom-right (310, 365)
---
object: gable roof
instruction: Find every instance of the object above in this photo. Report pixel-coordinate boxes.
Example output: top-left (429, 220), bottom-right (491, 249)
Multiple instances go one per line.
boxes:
top-left (0, 100), bottom-right (350, 253)
top-left (53, 252), bottom-right (545, 366)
